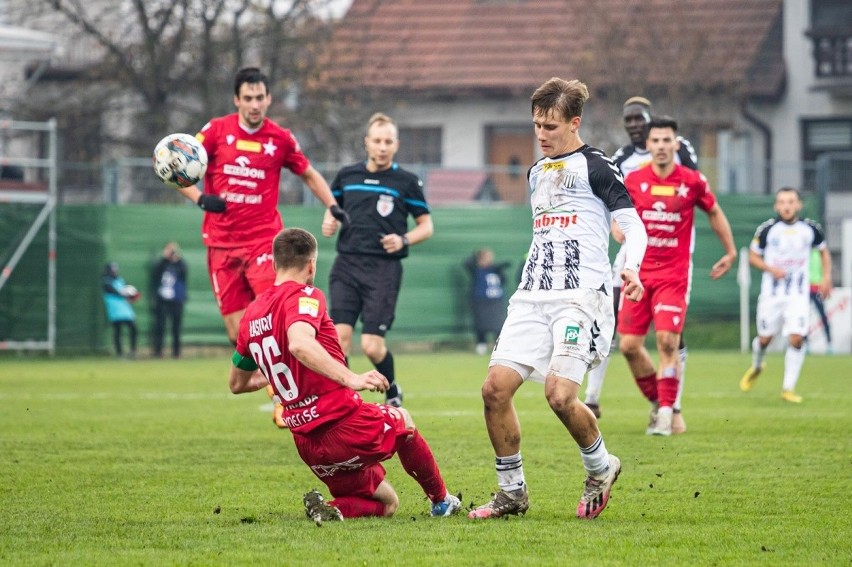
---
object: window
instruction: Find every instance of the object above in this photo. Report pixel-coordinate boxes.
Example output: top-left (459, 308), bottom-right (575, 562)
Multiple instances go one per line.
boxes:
top-left (802, 119), bottom-right (852, 161)
top-left (397, 127), bottom-right (442, 166)
top-left (811, 0), bottom-right (852, 28)
top-left (801, 118), bottom-right (852, 191)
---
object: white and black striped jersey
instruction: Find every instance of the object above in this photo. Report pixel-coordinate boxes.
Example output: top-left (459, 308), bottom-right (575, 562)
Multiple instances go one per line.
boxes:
top-left (751, 217), bottom-right (826, 298)
top-left (518, 145), bottom-right (634, 294)
top-left (612, 136), bottom-right (698, 177)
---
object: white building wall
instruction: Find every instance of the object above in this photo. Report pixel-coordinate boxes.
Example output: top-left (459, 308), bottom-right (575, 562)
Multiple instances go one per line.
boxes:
top-left (745, 0), bottom-right (852, 191)
top-left (395, 98), bottom-right (530, 168)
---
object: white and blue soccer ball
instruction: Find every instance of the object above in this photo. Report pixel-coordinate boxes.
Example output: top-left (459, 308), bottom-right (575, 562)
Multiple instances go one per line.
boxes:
top-left (153, 133), bottom-right (208, 189)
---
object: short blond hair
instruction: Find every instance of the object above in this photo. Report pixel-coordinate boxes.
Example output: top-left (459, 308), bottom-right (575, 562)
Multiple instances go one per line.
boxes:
top-left (366, 112), bottom-right (396, 135)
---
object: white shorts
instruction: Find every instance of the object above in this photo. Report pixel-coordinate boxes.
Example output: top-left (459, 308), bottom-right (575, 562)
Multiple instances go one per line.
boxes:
top-left (489, 288), bottom-right (614, 385)
top-left (756, 294), bottom-right (810, 338)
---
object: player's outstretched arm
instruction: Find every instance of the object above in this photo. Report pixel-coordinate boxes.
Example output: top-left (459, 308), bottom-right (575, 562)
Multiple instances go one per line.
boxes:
top-left (705, 204), bottom-right (737, 279)
top-left (229, 366), bottom-right (268, 394)
top-left (287, 322), bottom-right (389, 392)
top-left (176, 184), bottom-right (226, 213)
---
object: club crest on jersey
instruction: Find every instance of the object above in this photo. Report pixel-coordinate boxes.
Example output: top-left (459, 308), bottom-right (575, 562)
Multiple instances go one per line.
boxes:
top-left (377, 194), bottom-right (394, 217)
top-left (298, 297), bottom-right (319, 317)
top-left (561, 170), bottom-right (578, 190)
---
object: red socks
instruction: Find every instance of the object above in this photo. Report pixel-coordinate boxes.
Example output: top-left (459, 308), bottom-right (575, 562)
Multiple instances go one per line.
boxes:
top-left (397, 430), bottom-right (447, 504)
top-left (635, 372), bottom-right (658, 402)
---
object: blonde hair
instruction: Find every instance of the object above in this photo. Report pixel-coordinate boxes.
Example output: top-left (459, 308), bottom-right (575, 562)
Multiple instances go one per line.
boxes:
top-left (623, 96), bottom-right (652, 109)
top-left (366, 112), bottom-right (396, 135)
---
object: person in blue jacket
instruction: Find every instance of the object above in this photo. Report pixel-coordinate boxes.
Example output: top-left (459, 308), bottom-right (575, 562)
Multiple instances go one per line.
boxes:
top-left (102, 262), bottom-right (138, 358)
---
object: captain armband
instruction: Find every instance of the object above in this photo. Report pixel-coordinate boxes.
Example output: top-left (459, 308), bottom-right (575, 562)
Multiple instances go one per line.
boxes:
top-left (232, 351), bottom-right (258, 371)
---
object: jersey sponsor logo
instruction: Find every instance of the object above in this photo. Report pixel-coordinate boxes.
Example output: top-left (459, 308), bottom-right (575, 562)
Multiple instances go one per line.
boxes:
top-left (364, 178), bottom-right (380, 184)
top-left (377, 194), bottom-right (394, 217)
top-left (236, 140), bottom-right (262, 152)
top-left (534, 212), bottom-right (578, 229)
top-left (248, 313), bottom-right (273, 337)
top-left (651, 185), bottom-right (676, 196)
top-left (310, 456), bottom-right (363, 478)
top-left (298, 297), bottom-right (319, 316)
top-left (224, 156), bottom-right (267, 180)
top-left (648, 236), bottom-right (679, 247)
top-left (285, 394), bottom-right (318, 410)
top-left (654, 302), bottom-right (683, 314)
top-left (564, 325), bottom-right (580, 344)
top-left (647, 222), bottom-right (675, 233)
top-left (642, 202), bottom-right (682, 222)
top-left (284, 405), bottom-right (321, 429)
top-left (256, 252), bottom-right (272, 266)
top-left (541, 161), bottom-right (565, 172)
top-left (224, 192), bottom-right (263, 203)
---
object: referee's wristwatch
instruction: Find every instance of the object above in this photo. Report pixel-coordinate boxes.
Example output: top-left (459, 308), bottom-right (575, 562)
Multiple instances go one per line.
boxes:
top-left (401, 234), bottom-right (410, 247)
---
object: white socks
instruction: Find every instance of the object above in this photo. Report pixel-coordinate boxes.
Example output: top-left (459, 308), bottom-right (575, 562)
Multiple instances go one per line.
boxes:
top-left (579, 435), bottom-right (609, 477)
top-left (495, 452), bottom-right (525, 493)
top-left (783, 346), bottom-right (805, 392)
top-left (752, 336), bottom-right (767, 369)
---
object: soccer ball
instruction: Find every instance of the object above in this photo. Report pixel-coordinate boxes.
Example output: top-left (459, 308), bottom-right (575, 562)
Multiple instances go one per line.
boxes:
top-left (153, 133), bottom-right (208, 189)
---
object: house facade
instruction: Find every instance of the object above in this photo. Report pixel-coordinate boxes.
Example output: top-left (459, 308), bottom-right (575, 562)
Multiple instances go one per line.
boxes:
top-left (328, 0), bottom-right (852, 206)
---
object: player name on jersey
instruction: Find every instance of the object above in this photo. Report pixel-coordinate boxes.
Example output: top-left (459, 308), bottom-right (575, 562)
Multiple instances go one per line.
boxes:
top-left (248, 313), bottom-right (272, 337)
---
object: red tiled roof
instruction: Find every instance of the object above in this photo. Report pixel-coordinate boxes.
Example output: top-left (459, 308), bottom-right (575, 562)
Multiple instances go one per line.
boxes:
top-left (325, 0), bottom-right (783, 97)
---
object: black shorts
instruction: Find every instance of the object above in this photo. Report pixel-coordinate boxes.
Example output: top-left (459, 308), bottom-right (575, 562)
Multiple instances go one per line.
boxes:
top-left (329, 253), bottom-right (402, 336)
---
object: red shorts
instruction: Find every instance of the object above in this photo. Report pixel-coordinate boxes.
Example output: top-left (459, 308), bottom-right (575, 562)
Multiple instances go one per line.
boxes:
top-left (617, 277), bottom-right (689, 335)
top-left (207, 241), bottom-right (275, 316)
top-left (292, 403), bottom-right (412, 499)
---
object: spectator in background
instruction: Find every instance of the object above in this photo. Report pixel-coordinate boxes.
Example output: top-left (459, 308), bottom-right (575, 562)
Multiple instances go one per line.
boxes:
top-left (463, 248), bottom-right (510, 355)
top-left (808, 248), bottom-right (832, 353)
top-left (151, 242), bottom-right (188, 358)
top-left (101, 262), bottom-right (139, 358)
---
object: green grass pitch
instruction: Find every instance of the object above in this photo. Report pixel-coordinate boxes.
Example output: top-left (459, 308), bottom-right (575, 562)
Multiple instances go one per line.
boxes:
top-left (1, 351), bottom-right (850, 565)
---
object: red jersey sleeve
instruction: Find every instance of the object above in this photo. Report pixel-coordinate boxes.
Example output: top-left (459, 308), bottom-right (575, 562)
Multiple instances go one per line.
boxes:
top-left (693, 171), bottom-right (717, 212)
top-left (281, 130), bottom-right (310, 177)
top-left (234, 306), bottom-right (251, 358)
top-left (281, 285), bottom-right (325, 331)
top-left (196, 120), bottom-right (218, 176)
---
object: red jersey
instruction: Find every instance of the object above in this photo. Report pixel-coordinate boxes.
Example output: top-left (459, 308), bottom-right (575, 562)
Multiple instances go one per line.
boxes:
top-left (235, 280), bottom-right (362, 434)
top-left (624, 164), bottom-right (716, 279)
top-left (196, 114), bottom-right (311, 248)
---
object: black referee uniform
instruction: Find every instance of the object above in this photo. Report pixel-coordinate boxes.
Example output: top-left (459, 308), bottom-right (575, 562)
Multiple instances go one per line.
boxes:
top-left (328, 161), bottom-right (430, 336)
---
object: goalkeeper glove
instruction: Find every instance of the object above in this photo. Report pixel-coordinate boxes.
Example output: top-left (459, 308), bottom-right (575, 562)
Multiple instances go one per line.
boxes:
top-left (329, 204), bottom-right (350, 228)
top-left (197, 193), bottom-right (226, 213)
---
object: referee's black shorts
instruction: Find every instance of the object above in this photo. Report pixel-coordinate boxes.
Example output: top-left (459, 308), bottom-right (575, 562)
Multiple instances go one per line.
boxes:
top-left (329, 253), bottom-right (402, 336)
